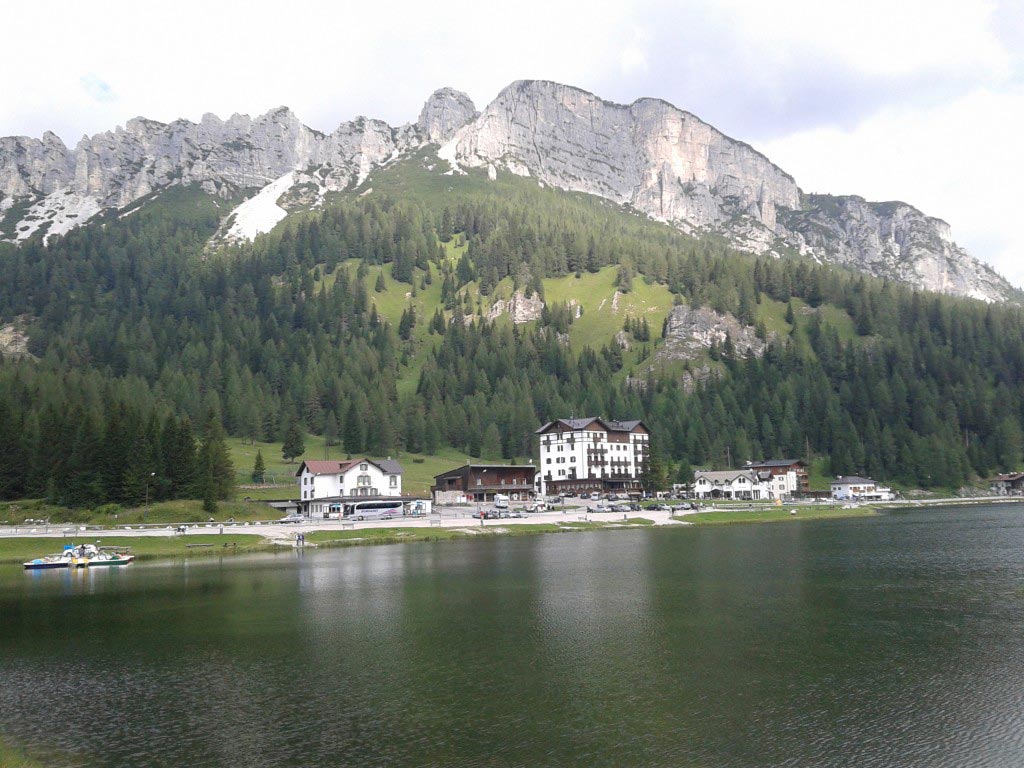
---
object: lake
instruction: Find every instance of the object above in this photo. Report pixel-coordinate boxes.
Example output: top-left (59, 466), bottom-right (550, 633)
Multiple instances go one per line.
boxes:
top-left (2, 505), bottom-right (1024, 767)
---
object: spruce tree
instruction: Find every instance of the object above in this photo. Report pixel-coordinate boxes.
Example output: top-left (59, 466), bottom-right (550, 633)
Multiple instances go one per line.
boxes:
top-left (282, 420), bottom-right (305, 464)
top-left (481, 423), bottom-right (503, 460)
top-left (252, 449), bottom-right (266, 484)
top-left (323, 412), bottom-right (340, 447)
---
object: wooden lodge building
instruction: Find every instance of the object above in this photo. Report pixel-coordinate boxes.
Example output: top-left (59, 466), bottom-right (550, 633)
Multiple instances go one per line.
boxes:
top-left (431, 464), bottom-right (539, 504)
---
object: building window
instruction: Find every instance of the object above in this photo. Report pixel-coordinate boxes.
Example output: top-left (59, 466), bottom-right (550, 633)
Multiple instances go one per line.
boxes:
top-left (360, 463), bottom-right (368, 472)
top-left (390, 475), bottom-right (398, 487)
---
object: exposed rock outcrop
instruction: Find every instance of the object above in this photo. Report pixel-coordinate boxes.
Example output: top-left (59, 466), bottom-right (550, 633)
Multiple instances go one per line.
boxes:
top-left (487, 291), bottom-right (544, 323)
top-left (656, 305), bottom-right (768, 363)
top-left (417, 88), bottom-right (478, 145)
top-left (442, 80), bottom-right (799, 236)
top-left (780, 195), bottom-right (1009, 302)
top-left (0, 317), bottom-right (33, 358)
top-left (440, 80), bottom-right (1013, 302)
top-left (1, 108), bottom-right (419, 241)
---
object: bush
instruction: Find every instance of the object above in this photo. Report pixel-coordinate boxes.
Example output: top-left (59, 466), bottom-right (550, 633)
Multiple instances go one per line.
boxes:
top-left (94, 504), bottom-right (125, 517)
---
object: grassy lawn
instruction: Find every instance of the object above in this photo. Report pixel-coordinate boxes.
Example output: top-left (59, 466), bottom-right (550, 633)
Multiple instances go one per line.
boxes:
top-left (542, 266), bottom-right (674, 354)
top-left (1, 498), bottom-right (279, 527)
top-left (676, 506), bottom-right (877, 525)
top-left (0, 534), bottom-right (271, 566)
top-left (0, 738), bottom-right (49, 768)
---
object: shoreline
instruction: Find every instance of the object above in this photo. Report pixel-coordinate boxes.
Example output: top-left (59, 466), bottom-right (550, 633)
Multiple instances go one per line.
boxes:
top-left (0, 505), bottom-right (851, 566)
top-left (2, 498), bottom-right (1019, 567)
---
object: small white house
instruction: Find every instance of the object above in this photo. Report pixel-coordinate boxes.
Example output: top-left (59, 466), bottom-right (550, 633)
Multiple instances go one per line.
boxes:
top-left (694, 469), bottom-right (775, 500)
top-left (295, 458), bottom-right (403, 515)
top-left (831, 476), bottom-right (895, 501)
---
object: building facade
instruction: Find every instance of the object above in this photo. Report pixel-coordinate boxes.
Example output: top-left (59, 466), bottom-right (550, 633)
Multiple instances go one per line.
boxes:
top-left (743, 459), bottom-right (809, 494)
top-left (295, 458), bottom-right (403, 516)
top-left (830, 476), bottom-right (895, 501)
top-left (431, 464), bottom-right (538, 503)
top-left (693, 468), bottom-right (788, 500)
top-left (535, 418), bottom-right (649, 496)
top-left (989, 473), bottom-right (1024, 495)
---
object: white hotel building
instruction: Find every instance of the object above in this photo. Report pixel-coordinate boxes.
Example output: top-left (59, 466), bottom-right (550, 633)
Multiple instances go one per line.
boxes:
top-left (535, 418), bottom-right (649, 496)
top-left (294, 458), bottom-right (404, 517)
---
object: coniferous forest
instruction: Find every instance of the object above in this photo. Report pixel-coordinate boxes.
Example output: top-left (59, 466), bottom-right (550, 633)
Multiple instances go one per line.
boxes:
top-left (1, 164), bottom-right (1023, 506)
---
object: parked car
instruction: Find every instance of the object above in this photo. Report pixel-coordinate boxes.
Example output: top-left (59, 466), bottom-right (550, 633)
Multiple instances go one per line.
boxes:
top-left (277, 513), bottom-right (304, 524)
top-left (628, 503), bottom-right (642, 511)
top-left (611, 504), bottom-right (630, 513)
top-left (593, 504), bottom-right (611, 513)
top-left (579, 493), bottom-right (591, 500)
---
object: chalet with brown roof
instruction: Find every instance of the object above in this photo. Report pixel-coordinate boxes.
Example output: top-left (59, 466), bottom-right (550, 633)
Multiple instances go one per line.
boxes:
top-left (990, 473), bottom-right (1024, 496)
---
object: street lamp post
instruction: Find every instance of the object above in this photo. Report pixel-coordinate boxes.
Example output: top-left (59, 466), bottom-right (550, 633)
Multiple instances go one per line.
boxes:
top-left (144, 472), bottom-right (156, 524)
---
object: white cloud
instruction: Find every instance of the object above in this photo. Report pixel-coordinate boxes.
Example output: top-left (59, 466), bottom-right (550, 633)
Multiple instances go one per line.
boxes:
top-left (712, 0), bottom-right (1010, 79)
top-left (80, 74), bottom-right (115, 103)
top-left (619, 27), bottom-right (650, 76)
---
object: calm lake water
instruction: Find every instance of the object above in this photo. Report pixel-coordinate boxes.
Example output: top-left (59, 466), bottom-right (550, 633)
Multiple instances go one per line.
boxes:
top-left (2, 505), bottom-right (1024, 767)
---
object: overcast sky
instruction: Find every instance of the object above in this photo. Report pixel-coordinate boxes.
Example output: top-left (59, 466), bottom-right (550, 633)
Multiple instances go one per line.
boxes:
top-left (6, 0), bottom-right (1023, 285)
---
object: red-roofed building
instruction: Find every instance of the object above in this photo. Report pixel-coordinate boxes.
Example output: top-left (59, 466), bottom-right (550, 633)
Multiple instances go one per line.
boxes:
top-left (295, 457), bottom-right (403, 516)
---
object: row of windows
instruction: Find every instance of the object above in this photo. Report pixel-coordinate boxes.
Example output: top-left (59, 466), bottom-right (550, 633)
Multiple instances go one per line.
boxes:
top-left (303, 473), bottom-right (399, 488)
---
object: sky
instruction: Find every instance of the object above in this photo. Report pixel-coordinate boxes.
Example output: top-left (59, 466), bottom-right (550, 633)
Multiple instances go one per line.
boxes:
top-left (5, 0), bottom-right (1023, 284)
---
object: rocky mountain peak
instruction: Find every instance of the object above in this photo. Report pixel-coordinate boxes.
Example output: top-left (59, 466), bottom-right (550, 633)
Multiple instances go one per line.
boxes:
top-left (0, 80), bottom-right (1014, 302)
top-left (417, 88), bottom-right (478, 144)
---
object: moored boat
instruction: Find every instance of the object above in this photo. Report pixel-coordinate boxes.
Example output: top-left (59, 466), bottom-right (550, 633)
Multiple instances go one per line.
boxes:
top-left (70, 543), bottom-right (135, 567)
top-left (23, 545), bottom-right (76, 570)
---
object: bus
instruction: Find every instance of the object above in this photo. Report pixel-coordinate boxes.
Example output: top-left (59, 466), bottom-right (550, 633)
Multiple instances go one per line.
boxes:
top-left (343, 500), bottom-right (405, 521)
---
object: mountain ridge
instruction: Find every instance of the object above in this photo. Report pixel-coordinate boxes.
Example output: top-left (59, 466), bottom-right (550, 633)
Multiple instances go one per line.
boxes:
top-left (0, 80), bottom-right (1013, 302)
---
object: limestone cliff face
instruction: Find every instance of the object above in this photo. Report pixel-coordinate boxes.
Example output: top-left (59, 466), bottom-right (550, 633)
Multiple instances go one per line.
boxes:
top-left (780, 196), bottom-right (1010, 302)
top-left (442, 80), bottom-right (800, 234)
top-left (0, 108), bottom-right (420, 240)
top-left (417, 88), bottom-right (478, 145)
top-left (0, 79), bottom-right (1013, 302)
top-left (439, 80), bottom-right (1013, 302)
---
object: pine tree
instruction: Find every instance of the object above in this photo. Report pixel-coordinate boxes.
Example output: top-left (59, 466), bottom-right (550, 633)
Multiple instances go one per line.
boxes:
top-left (282, 420), bottom-right (305, 464)
top-left (196, 409), bottom-right (235, 502)
top-left (480, 423), bottom-right (503, 460)
top-left (252, 449), bottom-right (266, 484)
top-left (344, 401), bottom-right (364, 454)
top-left (324, 411), bottom-right (340, 447)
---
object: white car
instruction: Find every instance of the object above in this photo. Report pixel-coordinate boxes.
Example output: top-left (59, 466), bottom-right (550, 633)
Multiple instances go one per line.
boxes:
top-left (277, 513), bottom-right (304, 524)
